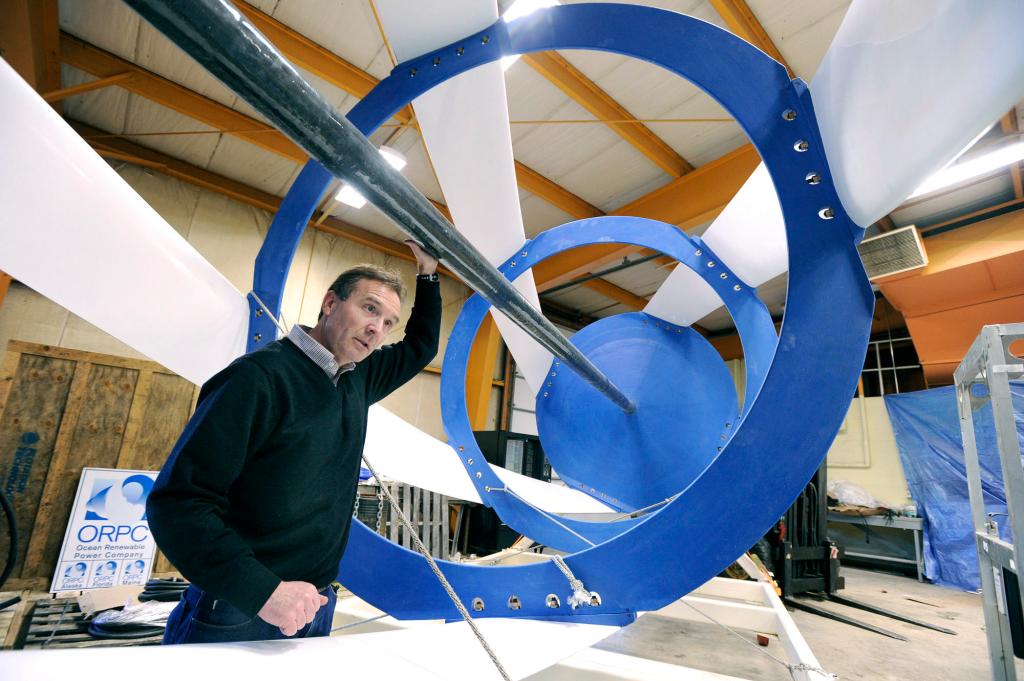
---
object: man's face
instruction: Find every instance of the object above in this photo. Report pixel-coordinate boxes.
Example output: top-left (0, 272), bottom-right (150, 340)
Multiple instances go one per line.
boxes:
top-left (317, 278), bottom-right (402, 365)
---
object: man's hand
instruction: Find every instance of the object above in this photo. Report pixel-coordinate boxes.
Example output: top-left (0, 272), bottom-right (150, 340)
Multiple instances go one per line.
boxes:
top-left (257, 581), bottom-right (328, 636)
top-left (405, 240), bottom-right (439, 276)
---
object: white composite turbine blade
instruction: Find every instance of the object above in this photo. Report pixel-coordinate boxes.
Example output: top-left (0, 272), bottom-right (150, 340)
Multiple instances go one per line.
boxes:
top-left (364, 405), bottom-right (613, 513)
top-left (0, 59), bottom-right (248, 385)
top-left (374, 0), bottom-right (554, 393)
top-left (0, 617), bottom-right (618, 681)
top-left (367, 1), bottom-right (614, 518)
top-left (647, 0), bottom-right (1024, 326)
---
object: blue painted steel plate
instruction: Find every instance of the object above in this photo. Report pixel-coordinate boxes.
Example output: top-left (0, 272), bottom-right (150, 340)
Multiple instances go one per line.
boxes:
top-left (536, 313), bottom-right (737, 511)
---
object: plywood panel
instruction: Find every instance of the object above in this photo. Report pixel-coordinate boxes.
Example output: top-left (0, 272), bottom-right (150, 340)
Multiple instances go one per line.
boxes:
top-left (22, 363), bottom-right (138, 579)
top-left (117, 372), bottom-right (195, 471)
top-left (0, 352), bottom-right (75, 577)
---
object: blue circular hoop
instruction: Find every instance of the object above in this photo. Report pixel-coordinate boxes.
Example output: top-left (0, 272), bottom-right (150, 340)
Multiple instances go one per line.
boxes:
top-left (438, 216), bottom-right (777, 550)
top-left (253, 4), bottom-right (873, 624)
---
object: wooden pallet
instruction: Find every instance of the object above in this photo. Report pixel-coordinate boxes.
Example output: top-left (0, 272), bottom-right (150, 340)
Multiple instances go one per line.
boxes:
top-left (22, 597), bottom-right (162, 649)
top-left (0, 590), bottom-right (31, 649)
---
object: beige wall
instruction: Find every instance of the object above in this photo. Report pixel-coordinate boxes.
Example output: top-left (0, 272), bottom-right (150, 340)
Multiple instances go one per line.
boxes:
top-left (826, 395), bottom-right (913, 508)
top-left (0, 162), bottom-right (472, 440)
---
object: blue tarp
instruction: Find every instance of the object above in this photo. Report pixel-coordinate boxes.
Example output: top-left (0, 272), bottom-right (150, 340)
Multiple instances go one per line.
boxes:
top-left (884, 381), bottom-right (1024, 591)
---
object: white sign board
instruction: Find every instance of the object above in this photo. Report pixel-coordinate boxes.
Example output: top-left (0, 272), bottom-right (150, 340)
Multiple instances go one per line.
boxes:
top-left (50, 467), bottom-right (159, 593)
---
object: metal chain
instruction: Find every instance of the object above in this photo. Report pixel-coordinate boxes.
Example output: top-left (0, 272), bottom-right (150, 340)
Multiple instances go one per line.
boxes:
top-left (363, 458), bottom-right (512, 681)
top-left (678, 598), bottom-right (837, 679)
top-left (352, 495), bottom-right (360, 519)
top-left (375, 483), bottom-right (384, 534)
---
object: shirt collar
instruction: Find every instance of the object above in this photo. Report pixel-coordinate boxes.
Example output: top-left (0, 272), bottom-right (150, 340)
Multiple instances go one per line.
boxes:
top-left (286, 325), bottom-right (356, 384)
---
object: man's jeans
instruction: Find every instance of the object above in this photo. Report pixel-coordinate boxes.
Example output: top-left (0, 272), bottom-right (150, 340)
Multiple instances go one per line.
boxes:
top-left (163, 584), bottom-right (337, 644)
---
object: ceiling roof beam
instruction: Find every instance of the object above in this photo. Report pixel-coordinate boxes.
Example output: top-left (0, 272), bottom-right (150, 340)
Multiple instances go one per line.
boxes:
top-left (232, 1), bottom-right (598, 221)
top-left (42, 71), bottom-right (134, 102)
top-left (73, 121), bottom-right (451, 274)
top-left (59, 36), bottom-right (465, 216)
top-left (522, 51), bottom-right (694, 176)
top-left (580, 278), bottom-right (649, 310)
top-left (708, 0), bottom-right (793, 77)
top-left (0, 0), bottom-right (62, 107)
top-left (514, 161), bottom-right (603, 218)
top-left (231, 1), bottom-right (414, 125)
top-left (0, 272), bottom-right (11, 310)
top-left (1000, 108), bottom-right (1023, 199)
top-left (533, 144), bottom-right (760, 287)
top-left (60, 33), bottom-right (307, 161)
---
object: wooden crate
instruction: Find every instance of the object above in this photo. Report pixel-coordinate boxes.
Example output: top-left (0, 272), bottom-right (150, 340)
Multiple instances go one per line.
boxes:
top-left (363, 482), bottom-right (449, 559)
top-left (0, 341), bottom-right (199, 588)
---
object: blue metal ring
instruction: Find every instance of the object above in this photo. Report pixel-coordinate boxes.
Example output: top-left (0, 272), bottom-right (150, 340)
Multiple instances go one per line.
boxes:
top-left (253, 4), bottom-right (873, 623)
top-left (438, 216), bottom-right (776, 549)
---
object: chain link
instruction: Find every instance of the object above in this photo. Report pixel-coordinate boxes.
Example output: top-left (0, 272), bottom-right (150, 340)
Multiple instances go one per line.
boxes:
top-left (375, 482), bottom-right (384, 534)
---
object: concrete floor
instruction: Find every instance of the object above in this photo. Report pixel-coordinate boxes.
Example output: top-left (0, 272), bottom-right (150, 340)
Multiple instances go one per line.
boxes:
top-left (529, 566), bottom-right (1013, 681)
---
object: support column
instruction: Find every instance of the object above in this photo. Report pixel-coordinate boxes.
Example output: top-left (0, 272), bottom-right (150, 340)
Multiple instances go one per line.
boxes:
top-left (465, 314), bottom-right (503, 431)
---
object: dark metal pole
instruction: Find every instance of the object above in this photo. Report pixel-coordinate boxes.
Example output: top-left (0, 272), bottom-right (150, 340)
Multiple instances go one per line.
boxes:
top-left (124, 0), bottom-right (635, 414)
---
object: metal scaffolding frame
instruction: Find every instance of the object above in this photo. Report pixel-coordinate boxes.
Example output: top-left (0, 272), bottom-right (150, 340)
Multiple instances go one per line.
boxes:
top-left (955, 323), bottom-right (1024, 680)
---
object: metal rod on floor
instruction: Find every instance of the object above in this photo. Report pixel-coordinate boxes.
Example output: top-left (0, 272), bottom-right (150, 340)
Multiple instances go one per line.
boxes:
top-left (122, 0), bottom-right (635, 414)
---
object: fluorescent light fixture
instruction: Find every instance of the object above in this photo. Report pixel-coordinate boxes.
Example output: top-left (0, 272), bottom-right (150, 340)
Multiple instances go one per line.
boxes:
top-left (336, 184), bottom-right (367, 209)
top-left (335, 147), bottom-right (407, 209)
top-left (909, 140), bottom-right (1024, 199)
top-left (501, 0), bottom-right (558, 70)
top-left (379, 145), bottom-right (407, 171)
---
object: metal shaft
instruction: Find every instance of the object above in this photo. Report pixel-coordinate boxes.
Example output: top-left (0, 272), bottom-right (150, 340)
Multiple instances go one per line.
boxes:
top-left (124, 0), bottom-right (635, 414)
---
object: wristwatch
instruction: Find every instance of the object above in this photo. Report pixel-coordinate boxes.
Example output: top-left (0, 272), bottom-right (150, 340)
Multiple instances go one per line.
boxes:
top-left (416, 273), bottom-right (439, 283)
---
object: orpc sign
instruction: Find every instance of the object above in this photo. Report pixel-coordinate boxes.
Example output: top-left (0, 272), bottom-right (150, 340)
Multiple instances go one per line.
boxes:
top-left (51, 467), bottom-right (158, 593)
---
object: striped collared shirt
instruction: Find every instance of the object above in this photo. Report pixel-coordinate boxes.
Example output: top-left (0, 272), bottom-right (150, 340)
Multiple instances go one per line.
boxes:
top-left (286, 325), bottom-right (356, 385)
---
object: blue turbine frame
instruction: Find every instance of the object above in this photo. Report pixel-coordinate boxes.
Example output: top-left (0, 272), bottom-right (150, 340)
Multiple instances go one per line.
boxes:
top-left (249, 4), bottom-right (873, 624)
top-left (438, 217), bottom-right (777, 551)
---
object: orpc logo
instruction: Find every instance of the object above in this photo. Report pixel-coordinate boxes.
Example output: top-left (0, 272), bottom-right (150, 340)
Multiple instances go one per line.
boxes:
top-left (78, 474), bottom-right (154, 543)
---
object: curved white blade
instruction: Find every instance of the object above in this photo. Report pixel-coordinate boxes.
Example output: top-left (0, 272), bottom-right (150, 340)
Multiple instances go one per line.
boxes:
top-left (646, 0), bottom-right (1024, 325)
top-left (364, 405), bottom-right (614, 513)
top-left (0, 59), bottom-right (248, 385)
top-left (0, 617), bottom-right (618, 681)
top-left (814, 0), bottom-right (1024, 228)
top-left (374, 0), bottom-right (553, 393)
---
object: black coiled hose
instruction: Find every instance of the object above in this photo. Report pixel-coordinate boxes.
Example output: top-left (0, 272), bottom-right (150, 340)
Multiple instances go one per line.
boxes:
top-left (138, 577), bottom-right (189, 602)
top-left (0, 486), bottom-right (17, 591)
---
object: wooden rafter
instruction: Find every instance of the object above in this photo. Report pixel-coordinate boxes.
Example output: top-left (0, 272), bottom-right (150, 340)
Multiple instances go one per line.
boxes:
top-left (580, 277), bottom-right (649, 310)
top-left (59, 34), bottom-right (460, 216)
top-left (522, 51), bottom-right (694, 176)
top-left (61, 33), bottom-right (306, 161)
top-left (1000, 108), bottom-right (1024, 200)
top-left (43, 72), bottom-right (134, 102)
top-left (708, 0), bottom-right (793, 77)
top-left (230, 2), bottom-right (596, 223)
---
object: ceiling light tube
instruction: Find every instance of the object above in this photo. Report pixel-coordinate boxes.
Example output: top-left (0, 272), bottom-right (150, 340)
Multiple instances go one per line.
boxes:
top-left (909, 140), bottom-right (1024, 199)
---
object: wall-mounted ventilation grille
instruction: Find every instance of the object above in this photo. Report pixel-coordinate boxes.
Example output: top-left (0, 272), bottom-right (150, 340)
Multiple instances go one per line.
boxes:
top-left (857, 225), bottom-right (928, 281)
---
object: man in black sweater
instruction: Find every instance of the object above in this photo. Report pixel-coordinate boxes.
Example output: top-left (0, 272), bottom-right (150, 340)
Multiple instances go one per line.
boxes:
top-left (148, 241), bottom-right (440, 644)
